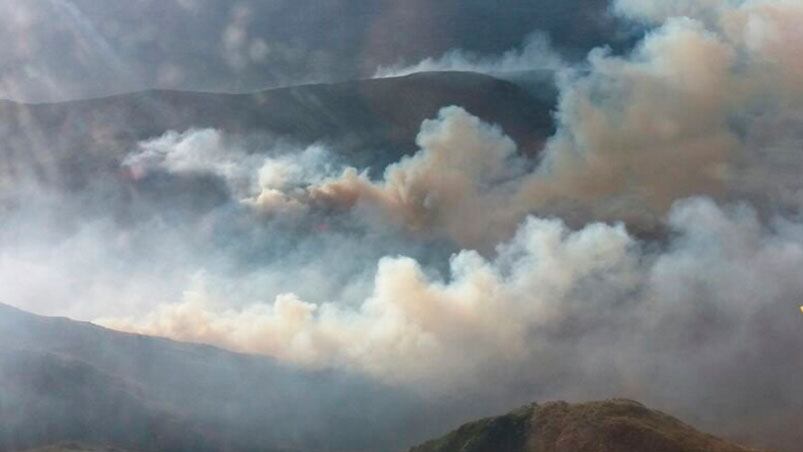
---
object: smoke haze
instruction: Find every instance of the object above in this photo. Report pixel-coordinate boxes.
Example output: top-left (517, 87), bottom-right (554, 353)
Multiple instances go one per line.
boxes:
top-left (1, 0), bottom-right (803, 450)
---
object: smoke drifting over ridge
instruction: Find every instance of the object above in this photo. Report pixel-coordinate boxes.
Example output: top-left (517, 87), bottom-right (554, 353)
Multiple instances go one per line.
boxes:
top-left (117, 1), bottom-right (803, 248)
top-left (374, 32), bottom-right (565, 79)
top-left (1, 0), bottom-right (803, 450)
top-left (0, 0), bottom-right (618, 103)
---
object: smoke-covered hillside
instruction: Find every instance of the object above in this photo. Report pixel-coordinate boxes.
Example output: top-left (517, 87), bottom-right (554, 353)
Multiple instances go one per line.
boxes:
top-left (0, 303), bottom-right (436, 451)
top-left (2, 0), bottom-right (803, 451)
top-left (0, 71), bottom-right (554, 194)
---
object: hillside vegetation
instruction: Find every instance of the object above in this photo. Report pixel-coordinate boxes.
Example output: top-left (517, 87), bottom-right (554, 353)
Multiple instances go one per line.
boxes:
top-left (411, 399), bottom-right (761, 452)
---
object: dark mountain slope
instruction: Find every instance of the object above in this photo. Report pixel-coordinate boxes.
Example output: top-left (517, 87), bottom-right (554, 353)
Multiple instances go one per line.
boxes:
top-left (0, 308), bottom-right (771, 452)
top-left (0, 71), bottom-right (555, 191)
top-left (0, 0), bottom-right (622, 103)
top-left (0, 303), bottom-right (427, 452)
top-left (411, 399), bottom-right (759, 452)
top-left (1, 348), bottom-right (214, 451)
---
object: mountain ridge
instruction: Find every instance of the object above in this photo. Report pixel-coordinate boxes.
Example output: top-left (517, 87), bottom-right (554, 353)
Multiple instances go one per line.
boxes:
top-left (0, 304), bottom-right (772, 452)
top-left (410, 399), bottom-right (762, 452)
top-left (0, 71), bottom-right (555, 184)
top-left (0, 302), bottom-right (430, 452)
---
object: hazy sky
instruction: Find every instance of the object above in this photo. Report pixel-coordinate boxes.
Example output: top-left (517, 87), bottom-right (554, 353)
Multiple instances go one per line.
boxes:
top-left (0, 0), bottom-right (623, 102)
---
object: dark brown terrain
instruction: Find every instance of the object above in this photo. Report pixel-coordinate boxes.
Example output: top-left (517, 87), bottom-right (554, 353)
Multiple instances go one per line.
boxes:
top-left (411, 399), bottom-right (760, 452)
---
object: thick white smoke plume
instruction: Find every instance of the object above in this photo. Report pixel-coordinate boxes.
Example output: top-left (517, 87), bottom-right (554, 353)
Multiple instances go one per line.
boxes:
top-left (98, 196), bottom-right (803, 445)
top-left (120, 1), bottom-right (803, 251)
top-left (98, 193), bottom-right (802, 380)
top-left (124, 129), bottom-right (341, 215)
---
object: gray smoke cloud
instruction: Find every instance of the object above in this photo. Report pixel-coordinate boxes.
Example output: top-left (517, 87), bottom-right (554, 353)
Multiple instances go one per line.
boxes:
top-left (2, 1), bottom-right (803, 450)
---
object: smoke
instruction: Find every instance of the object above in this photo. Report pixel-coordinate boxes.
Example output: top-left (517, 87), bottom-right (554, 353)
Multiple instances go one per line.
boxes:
top-left (247, 3), bottom-right (803, 247)
top-left (2, 0), bottom-right (803, 450)
top-left (123, 128), bottom-right (343, 215)
top-left (613, 0), bottom-right (728, 24)
top-left (119, 109), bottom-right (530, 248)
top-left (118, 10), bottom-right (797, 249)
top-left (379, 18), bottom-right (739, 244)
top-left (99, 212), bottom-right (637, 389)
top-left (96, 2), bottom-right (803, 448)
top-left (374, 32), bottom-right (565, 78)
top-left (97, 196), bottom-right (803, 447)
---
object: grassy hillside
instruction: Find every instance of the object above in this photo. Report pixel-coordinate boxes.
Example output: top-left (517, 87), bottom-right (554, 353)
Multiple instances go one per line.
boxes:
top-left (411, 399), bottom-right (761, 452)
